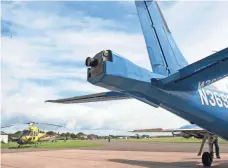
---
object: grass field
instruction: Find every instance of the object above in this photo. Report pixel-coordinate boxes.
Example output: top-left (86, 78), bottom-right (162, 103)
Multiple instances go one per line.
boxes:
top-left (1, 140), bottom-right (102, 149)
top-left (119, 137), bottom-right (228, 144)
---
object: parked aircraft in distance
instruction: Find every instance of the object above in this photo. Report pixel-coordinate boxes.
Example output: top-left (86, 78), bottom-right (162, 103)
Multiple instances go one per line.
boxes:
top-left (131, 124), bottom-right (224, 157)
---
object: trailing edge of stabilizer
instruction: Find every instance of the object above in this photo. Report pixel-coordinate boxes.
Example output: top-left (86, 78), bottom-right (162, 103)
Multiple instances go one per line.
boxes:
top-left (151, 48), bottom-right (228, 91)
top-left (135, 1), bottom-right (188, 76)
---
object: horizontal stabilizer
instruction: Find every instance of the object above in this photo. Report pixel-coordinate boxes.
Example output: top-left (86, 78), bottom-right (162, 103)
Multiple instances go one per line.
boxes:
top-left (163, 128), bottom-right (204, 133)
top-left (130, 128), bottom-right (203, 133)
top-left (45, 91), bottom-right (131, 104)
top-left (130, 128), bottom-right (163, 132)
top-left (152, 48), bottom-right (228, 91)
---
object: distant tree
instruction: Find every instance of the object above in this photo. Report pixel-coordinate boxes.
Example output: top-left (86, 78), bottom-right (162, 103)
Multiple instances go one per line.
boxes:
top-left (66, 132), bottom-right (71, 137)
top-left (13, 131), bottom-right (22, 137)
top-left (76, 132), bottom-right (87, 139)
top-left (70, 133), bottom-right (76, 139)
top-left (77, 132), bottom-right (84, 136)
top-left (136, 134), bottom-right (140, 139)
top-left (61, 133), bottom-right (66, 137)
top-left (76, 132), bottom-right (83, 138)
top-left (46, 131), bottom-right (56, 136)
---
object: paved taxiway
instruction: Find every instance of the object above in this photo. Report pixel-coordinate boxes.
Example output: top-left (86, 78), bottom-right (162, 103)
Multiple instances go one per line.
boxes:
top-left (2, 141), bottom-right (228, 168)
top-left (2, 140), bottom-right (228, 153)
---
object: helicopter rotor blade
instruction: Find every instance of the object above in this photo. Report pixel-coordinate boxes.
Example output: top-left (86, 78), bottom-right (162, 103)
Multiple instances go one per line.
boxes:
top-left (1, 124), bottom-right (18, 129)
top-left (1, 122), bottom-right (30, 128)
top-left (1, 122), bottom-right (65, 128)
top-left (23, 121), bottom-right (64, 127)
top-left (33, 122), bottom-right (65, 127)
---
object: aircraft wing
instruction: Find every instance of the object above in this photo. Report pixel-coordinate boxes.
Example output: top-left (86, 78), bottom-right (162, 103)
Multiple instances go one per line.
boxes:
top-left (163, 128), bottom-right (212, 139)
top-left (152, 48), bottom-right (228, 91)
top-left (130, 128), bottom-right (163, 132)
top-left (45, 91), bottom-right (131, 104)
top-left (131, 127), bottom-right (212, 139)
top-left (163, 128), bottom-right (204, 132)
top-left (131, 128), bottom-right (204, 133)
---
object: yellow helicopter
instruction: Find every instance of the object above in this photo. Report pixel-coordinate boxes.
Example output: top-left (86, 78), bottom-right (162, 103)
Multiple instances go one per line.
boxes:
top-left (2, 122), bottom-right (64, 147)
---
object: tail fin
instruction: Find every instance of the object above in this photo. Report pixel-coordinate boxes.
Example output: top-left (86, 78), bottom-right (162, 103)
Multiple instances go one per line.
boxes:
top-left (135, 1), bottom-right (188, 76)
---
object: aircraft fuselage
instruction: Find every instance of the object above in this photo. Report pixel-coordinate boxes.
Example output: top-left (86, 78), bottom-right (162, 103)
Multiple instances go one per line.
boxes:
top-left (87, 50), bottom-right (228, 140)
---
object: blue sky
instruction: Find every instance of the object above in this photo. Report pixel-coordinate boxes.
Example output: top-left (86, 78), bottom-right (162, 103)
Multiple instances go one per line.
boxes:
top-left (1, 1), bottom-right (228, 135)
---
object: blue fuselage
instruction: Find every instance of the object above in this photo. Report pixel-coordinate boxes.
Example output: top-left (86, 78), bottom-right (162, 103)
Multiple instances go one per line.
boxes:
top-left (88, 52), bottom-right (228, 140)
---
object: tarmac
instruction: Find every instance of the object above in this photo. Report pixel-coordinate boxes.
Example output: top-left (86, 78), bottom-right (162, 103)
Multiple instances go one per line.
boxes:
top-left (2, 140), bottom-right (228, 168)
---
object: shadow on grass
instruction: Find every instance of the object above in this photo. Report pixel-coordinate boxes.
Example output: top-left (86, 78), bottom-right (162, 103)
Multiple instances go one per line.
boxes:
top-left (109, 159), bottom-right (228, 168)
top-left (9, 146), bottom-right (32, 149)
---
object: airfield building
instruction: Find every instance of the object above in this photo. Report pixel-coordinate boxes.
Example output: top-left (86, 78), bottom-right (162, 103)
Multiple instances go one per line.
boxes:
top-left (0, 131), bottom-right (9, 143)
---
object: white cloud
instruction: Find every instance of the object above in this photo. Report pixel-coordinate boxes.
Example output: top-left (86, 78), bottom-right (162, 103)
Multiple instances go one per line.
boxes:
top-left (1, 1), bottom-right (228, 135)
top-left (163, 1), bottom-right (228, 62)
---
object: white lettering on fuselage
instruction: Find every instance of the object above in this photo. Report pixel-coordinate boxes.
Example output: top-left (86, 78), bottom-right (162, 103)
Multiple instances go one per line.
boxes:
top-left (198, 74), bottom-right (228, 89)
top-left (198, 89), bottom-right (228, 108)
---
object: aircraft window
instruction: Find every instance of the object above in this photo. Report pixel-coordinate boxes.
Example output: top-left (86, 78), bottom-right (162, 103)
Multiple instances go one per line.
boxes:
top-left (21, 130), bottom-right (31, 136)
top-left (29, 131), bottom-right (33, 136)
top-left (19, 131), bottom-right (23, 137)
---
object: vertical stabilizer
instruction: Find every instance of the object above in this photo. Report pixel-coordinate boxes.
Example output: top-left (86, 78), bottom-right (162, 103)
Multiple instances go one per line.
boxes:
top-left (135, 1), bottom-right (188, 76)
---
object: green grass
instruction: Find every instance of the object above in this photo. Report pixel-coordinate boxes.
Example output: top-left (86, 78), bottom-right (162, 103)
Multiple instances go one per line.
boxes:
top-left (2, 138), bottom-right (227, 149)
top-left (1, 140), bottom-right (102, 149)
top-left (118, 137), bottom-right (228, 144)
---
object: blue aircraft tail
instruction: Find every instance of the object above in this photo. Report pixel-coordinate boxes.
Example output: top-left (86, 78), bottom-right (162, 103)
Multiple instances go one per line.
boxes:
top-left (135, 1), bottom-right (189, 76)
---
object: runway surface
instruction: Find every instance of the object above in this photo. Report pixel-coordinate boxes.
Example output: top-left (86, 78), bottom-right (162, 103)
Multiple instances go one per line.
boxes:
top-left (2, 140), bottom-right (228, 153)
top-left (2, 149), bottom-right (228, 168)
top-left (2, 140), bottom-right (228, 168)
top-left (81, 140), bottom-right (228, 153)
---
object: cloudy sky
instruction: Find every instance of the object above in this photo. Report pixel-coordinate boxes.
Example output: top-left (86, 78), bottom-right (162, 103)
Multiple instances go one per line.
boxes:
top-left (1, 1), bottom-right (228, 135)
